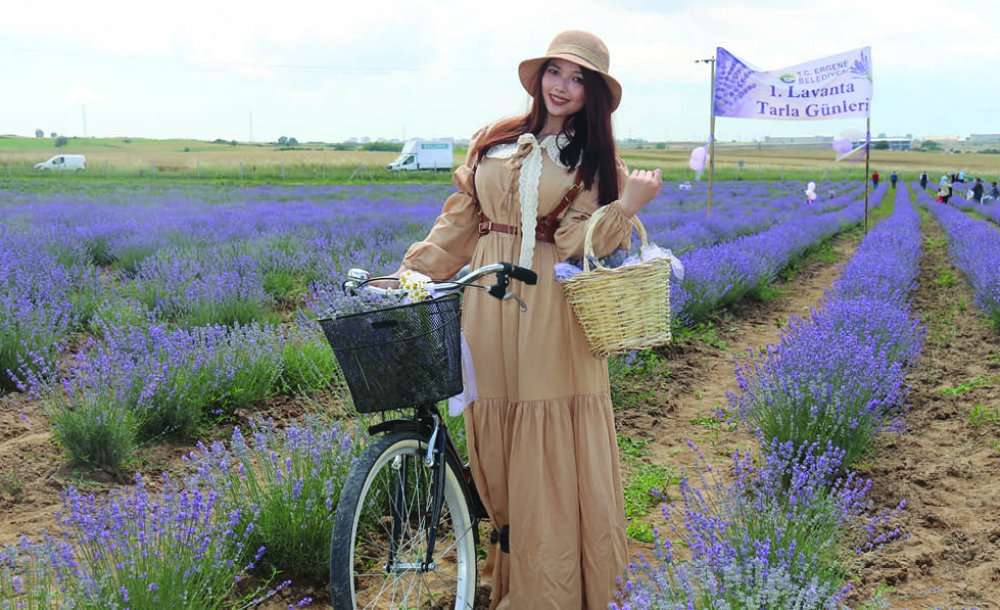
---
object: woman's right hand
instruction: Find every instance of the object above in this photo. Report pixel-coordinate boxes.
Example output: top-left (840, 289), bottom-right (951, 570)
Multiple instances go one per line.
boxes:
top-left (368, 265), bottom-right (406, 289)
top-left (620, 168), bottom-right (663, 217)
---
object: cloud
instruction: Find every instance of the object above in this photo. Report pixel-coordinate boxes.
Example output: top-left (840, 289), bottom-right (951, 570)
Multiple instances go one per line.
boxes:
top-left (4, 0), bottom-right (1000, 140)
top-left (67, 85), bottom-right (105, 104)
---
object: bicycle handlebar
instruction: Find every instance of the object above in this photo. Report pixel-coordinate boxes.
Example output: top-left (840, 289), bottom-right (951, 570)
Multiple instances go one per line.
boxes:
top-left (343, 262), bottom-right (536, 301)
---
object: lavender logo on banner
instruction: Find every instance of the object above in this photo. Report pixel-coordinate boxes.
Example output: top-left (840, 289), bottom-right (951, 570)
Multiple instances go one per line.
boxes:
top-left (713, 47), bottom-right (873, 120)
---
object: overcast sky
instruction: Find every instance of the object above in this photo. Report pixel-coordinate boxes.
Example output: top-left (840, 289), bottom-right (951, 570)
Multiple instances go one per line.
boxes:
top-left (3, 0), bottom-right (997, 143)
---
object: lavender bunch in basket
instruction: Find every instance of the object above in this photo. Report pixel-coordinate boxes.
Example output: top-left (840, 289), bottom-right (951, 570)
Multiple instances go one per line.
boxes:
top-left (555, 248), bottom-right (629, 282)
top-left (555, 245), bottom-right (682, 283)
top-left (308, 282), bottom-right (407, 319)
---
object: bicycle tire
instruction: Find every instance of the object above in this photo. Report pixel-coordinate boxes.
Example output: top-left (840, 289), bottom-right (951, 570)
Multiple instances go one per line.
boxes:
top-left (330, 430), bottom-right (478, 609)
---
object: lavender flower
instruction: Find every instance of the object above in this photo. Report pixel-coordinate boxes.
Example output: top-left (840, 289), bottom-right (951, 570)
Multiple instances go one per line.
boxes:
top-left (731, 186), bottom-right (923, 467)
top-left (918, 189), bottom-right (1000, 328)
top-left (184, 416), bottom-right (360, 581)
top-left (614, 441), bottom-right (901, 610)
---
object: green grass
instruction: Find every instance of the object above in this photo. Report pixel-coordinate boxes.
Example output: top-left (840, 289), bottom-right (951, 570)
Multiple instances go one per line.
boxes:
top-left (0, 470), bottom-right (25, 502)
top-left (940, 376), bottom-right (991, 397)
top-left (609, 350), bottom-right (670, 411)
top-left (856, 583), bottom-right (894, 610)
top-left (968, 404), bottom-right (1000, 428)
top-left (618, 434), bottom-right (678, 543)
top-left (618, 435), bottom-right (651, 461)
top-left (0, 162), bottom-right (460, 187)
top-left (933, 268), bottom-right (958, 287)
top-left (672, 322), bottom-right (728, 349)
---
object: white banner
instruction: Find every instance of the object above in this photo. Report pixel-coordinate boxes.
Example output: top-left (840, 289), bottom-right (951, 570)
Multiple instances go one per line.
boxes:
top-left (713, 47), bottom-right (873, 120)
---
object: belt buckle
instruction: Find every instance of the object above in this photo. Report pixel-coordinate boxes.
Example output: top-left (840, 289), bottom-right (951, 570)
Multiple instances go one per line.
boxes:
top-left (478, 221), bottom-right (491, 236)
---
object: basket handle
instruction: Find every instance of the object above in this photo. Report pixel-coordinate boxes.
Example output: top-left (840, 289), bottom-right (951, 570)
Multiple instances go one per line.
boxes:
top-left (582, 205), bottom-right (648, 272)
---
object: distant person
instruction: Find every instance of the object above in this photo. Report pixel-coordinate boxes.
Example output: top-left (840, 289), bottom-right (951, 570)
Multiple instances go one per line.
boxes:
top-left (959, 169), bottom-right (967, 182)
top-left (872, 170), bottom-right (880, 188)
top-left (973, 178), bottom-right (985, 203)
top-left (986, 181), bottom-right (1000, 202)
top-left (938, 176), bottom-right (952, 203)
top-left (919, 171), bottom-right (928, 190)
top-left (890, 171), bottom-right (898, 188)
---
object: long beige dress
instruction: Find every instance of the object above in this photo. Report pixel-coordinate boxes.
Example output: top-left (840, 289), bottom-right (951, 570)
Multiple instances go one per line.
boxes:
top-left (402, 125), bottom-right (632, 610)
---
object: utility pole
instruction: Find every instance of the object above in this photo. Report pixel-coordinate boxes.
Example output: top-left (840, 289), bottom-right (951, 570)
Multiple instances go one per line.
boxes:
top-left (695, 56), bottom-right (717, 216)
top-left (864, 117), bottom-right (871, 234)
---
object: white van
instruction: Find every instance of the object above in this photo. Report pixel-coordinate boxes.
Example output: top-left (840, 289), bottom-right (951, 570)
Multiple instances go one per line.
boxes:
top-left (34, 154), bottom-right (87, 171)
top-left (387, 140), bottom-right (453, 171)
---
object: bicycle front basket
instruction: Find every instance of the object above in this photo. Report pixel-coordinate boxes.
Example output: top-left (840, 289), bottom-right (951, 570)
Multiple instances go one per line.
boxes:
top-left (318, 294), bottom-right (463, 413)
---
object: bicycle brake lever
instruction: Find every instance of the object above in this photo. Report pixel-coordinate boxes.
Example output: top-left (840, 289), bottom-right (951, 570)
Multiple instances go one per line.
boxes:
top-left (503, 292), bottom-right (528, 312)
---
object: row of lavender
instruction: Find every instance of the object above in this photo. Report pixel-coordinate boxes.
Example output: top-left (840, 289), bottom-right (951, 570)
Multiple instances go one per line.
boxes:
top-left (1, 417), bottom-right (358, 608)
top-left (1, 180), bottom-right (851, 396)
top-left (616, 184), bottom-right (923, 608)
top-left (919, 189), bottom-right (1000, 328)
top-left (942, 188), bottom-right (1000, 226)
top-left (671, 182), bottom-right (888, 322)
top-left (4, 180), bottom-right (886, 475)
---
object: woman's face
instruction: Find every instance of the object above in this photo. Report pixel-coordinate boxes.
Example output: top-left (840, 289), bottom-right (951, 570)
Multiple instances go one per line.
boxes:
top-left (541, 58), bottom-right (586, 120)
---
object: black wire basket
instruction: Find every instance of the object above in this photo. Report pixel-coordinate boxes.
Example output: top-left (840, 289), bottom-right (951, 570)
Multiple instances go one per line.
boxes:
top-left (318, 294), bottom-right (463, 413)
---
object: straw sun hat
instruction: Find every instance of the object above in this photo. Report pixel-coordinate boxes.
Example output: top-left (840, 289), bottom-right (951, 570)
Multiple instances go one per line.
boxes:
top-left (518, 30), bottom-right (623, 112)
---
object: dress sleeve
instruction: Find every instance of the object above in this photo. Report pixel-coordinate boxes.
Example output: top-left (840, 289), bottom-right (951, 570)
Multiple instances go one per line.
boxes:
top-left (554, 157), bottom-right (634, 261)
top-left (401, 128), bottom-right (487, 279)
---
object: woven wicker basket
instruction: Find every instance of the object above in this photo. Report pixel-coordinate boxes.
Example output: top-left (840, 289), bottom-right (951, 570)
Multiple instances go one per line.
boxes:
top-left (561, 206), bottom-right (671, 357)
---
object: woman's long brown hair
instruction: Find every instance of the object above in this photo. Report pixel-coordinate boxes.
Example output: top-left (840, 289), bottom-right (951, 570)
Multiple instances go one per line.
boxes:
top-left (471, 59), bottom-right (620, 206)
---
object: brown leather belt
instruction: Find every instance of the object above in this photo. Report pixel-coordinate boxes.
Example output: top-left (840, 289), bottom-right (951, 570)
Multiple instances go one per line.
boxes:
top-left (478, 217), bottom-right (558, 243)
top-left (476, 176), bottom-right (584, 245)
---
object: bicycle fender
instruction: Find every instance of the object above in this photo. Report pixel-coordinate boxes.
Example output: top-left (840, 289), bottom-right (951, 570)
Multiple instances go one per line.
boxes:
top-left (367, 419), bottom-right (431, 437)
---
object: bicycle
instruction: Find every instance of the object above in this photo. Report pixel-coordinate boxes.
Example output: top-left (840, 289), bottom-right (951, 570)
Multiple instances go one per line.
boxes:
top-left (319, 262), bottom-right (537, 610)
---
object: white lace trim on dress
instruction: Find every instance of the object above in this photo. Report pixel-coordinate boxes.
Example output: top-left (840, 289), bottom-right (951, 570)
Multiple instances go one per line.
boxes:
top-left (483, 133), bottom-right (578, 270)
top-left (483, 133), bottom-right (575, 168)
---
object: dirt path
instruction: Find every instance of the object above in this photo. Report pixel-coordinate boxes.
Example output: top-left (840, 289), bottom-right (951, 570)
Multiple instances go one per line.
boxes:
top-left (615, 226), bottom-right (865, 502)
top-left (854, 211), bottom-right (1000, 609)
top-left (0, 392), bottom-right (64, 544)
top-left (0, 386), bottom-right (335, 547)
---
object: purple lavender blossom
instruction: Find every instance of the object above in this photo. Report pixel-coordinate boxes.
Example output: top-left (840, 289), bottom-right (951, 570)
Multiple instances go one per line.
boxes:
top-left (730, 185), bottom-right (923, 467)
top-left (614, 440), bottom-right (901, 609)
top-left (918, 189), bottom-right (1000, 328)
top-left (184, 416), bottom-right (360, 581)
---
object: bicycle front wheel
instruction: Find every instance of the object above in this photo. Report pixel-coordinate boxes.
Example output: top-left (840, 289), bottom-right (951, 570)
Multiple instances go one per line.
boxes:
top-left (330, 430), bottom-right (478, 609)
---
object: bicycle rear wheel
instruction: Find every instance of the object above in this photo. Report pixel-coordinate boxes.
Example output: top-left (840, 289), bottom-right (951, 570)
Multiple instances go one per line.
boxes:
top-left (330, 430), bottom-right (478, 609)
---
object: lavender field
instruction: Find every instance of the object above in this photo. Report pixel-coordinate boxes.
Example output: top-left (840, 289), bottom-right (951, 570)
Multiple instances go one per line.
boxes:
top-left (2, 179), bottom-right (999, 609)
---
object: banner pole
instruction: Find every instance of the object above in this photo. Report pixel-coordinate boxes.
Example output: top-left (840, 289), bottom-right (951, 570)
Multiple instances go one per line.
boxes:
top-left (864, 116), bottom-right (871, 234)
top-left (707, 56), bottom-right (717, 217)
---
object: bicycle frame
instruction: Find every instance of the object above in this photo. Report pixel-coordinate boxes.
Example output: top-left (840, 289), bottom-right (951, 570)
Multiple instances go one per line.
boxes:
top-left (336, 261), bottom-right (534, 575)
top-left (366, 401), bottom-right (489, 570)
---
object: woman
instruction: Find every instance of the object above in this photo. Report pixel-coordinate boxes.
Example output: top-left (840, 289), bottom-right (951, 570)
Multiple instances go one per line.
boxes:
top-left (382, 30), bottom-right (662, 609)
top-left (938, 175), bottom-right (952, 203)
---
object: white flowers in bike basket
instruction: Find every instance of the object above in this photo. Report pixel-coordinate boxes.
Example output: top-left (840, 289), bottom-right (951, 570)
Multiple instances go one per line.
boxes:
top-left (398, 269), bottom-right (433, 302)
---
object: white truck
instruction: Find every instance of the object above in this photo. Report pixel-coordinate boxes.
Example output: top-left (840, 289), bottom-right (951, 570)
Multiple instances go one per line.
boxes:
top-left (34, 154), bottom-right (86, 171)
top-left (387, 140), bottom-right (453, 171)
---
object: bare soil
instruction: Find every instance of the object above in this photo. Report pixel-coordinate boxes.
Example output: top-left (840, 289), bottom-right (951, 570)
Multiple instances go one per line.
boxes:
top-left (615, 230), bottom-right (864, 478)
top-left (852, 212), bottom-right (1000, 609)
top-left (0, 389), bottom-right (344, 547)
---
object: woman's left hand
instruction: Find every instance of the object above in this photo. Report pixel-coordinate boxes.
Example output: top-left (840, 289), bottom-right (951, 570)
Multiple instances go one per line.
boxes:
top-left (620, 168), bottom-right (662, 217)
